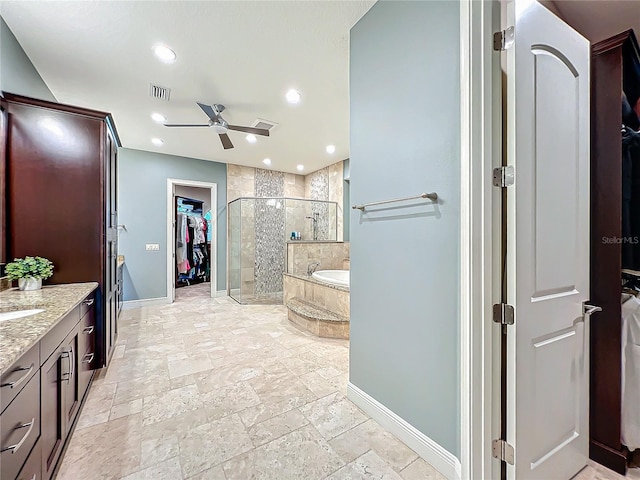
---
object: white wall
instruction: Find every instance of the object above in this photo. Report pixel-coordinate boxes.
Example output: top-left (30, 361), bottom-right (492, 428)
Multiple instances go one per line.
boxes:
top-left (349, 0), bottom-right (461, 460)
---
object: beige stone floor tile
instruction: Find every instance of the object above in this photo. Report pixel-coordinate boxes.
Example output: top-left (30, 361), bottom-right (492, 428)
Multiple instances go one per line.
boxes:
top-left (142, 384), bottom-right (204, 426)
top-left (222, 424), bottom-right (345, 480)
top-left (299, 371), bottom-right (341, 397)
top-left (167, 352), bottom-right (214, 379)
top-left (170, 373), bottom-right (196, 389)
top-left (61, 285), bottom-right (445, 480)
top-left (194, 360), bottom-right (265, 393)
top-left (113, 372), bottom-right (172, 405)
top-left (238, 399), bottom-right (299, 428)
top-left (110, 397), bottom-right (143, 421)
top-left (248, 370), bottom-right (317, 407)
top-left (399, 458), bottom-right (446, 480)
top-left (178, 413), bottom-right (254, 478)
top-left (329, 419), bottom-right (418, 472)
top-left (120, 457), bottom-right (183, 480)
top-left (142, 408), bottom-right (211, 442)
top-left (184, 464), bottom-right (227, 479)
top-left (326, 450), bottom-right (403, 479)
top-left (57, 413), bottom-right (143, 480)
top-left (247, 408), bottom-right (309, 446)
top-left (299, 392), bottom-right (368, 440)
top-left (200, 380), bottom-right (261, 421)
top-left (140, 435), bottom-right (180, 469)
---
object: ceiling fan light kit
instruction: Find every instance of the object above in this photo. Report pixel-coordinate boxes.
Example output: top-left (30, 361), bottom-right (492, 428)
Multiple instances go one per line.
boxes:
top-left (164, 102), bottom-right (270, 150)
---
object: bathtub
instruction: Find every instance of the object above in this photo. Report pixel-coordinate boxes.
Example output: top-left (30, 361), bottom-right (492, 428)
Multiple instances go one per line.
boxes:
top-left (312, 270), bottom-right (350, 287)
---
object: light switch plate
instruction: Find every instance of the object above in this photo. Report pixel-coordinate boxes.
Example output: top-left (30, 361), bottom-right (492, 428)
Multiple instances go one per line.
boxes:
top-left (145, 244), bottom-right (160, 251)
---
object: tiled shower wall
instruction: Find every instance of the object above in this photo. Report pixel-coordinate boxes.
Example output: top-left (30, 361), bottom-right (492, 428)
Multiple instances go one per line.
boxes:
top-left (254, 169), bottom-right (285, 296)
top-left (304, 161), bottom-right (344, 241)
top-left (226, 161), bottom-right (344, 301)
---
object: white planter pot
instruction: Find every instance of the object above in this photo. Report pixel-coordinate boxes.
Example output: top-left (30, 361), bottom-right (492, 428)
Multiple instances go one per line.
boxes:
top-left (18, 277), bottom-right (42, 291)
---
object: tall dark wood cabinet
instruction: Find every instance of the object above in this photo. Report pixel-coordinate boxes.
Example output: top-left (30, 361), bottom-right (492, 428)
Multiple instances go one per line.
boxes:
top-left (590, 30), bottom-right (640, 474)
top-left (3, 93), bottom-right (120, 367)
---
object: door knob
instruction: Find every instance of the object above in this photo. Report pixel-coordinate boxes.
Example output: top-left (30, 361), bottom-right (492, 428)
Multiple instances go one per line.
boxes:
top-left (583, 304), bottom-right (602, 316)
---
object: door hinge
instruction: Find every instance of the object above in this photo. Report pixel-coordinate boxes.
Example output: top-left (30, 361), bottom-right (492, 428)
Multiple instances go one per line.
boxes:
top-left (493, 26), bottom-right (515, 51)
top-left (493, 165), bottom-right (515, 188)
top-left (493, 303), bottom-right (514, 325)
top-left (492, 439), bottom-right (515, 465)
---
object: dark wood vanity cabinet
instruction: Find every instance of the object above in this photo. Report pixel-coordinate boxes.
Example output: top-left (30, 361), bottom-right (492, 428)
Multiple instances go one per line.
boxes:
top-left (3, 93), bottom-right (120, 368)
top-left (1, 289), bottom-right (97, 480)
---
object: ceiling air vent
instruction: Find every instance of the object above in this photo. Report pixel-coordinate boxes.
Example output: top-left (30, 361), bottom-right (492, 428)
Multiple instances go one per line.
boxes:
top-left (252, 118), bottom-right (278, 131)
top-left (149, 83), bottom-right (171, 101)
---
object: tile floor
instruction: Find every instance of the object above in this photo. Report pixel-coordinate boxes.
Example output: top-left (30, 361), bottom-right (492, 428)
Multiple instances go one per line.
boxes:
top-left (56, 283), bottom-right (640, 480)
top-left (57, 283), bottom-right (445, 480)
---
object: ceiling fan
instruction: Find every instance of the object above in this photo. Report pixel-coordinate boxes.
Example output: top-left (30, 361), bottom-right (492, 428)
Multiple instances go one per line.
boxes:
top-left (164, 102), bottom-right (270, 150)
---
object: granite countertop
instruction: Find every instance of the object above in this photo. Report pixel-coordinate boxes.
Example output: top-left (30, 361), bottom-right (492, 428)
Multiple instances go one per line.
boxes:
top-left (0, 282), bottom-right (98, 375)
top-left (286, 241), bottom-right (346, 244)
top-left (283, 272), bottom-right (350, 292)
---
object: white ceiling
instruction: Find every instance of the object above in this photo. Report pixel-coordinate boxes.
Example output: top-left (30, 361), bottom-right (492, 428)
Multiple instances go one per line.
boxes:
top-left (549, 0), bottom-right (640, 44)
top-left (0, 1), bottom-right (375, 174)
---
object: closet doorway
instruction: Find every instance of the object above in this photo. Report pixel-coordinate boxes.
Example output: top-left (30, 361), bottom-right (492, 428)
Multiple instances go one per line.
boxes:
top-left (166, 179), bottom-right (218, 303)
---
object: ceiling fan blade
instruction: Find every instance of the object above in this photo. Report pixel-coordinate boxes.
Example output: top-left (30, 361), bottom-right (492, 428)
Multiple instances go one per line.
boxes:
top-left (227, 125), bottom-right (270, 137)
top-left (164, 123), bottom-right (210, 127)
top-left (219, 133), bottom-right (234, 149)
top-left (197, 102), bottom-right (221, 122)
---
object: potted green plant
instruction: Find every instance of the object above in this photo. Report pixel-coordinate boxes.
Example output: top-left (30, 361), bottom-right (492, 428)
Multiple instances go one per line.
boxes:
top-left (5, 256), bottom-right (54, 291)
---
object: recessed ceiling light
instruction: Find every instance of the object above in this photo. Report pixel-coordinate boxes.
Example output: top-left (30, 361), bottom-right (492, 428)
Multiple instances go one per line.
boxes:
top-left (286, 89), bottom-right (301, 104)
top-left (296, 164), bottom-right (304, 172)
top-left (246, 134), bottom-right (257, 144)
top-left (151, 138), bottom-right (164, 146)
top-left (326, 144), bottom-right (336, 154)
top-left (153, 44), bottom-right (176, 63)
top-left (263, 158), bottom-right (272, 166)
top-left (151, 112), bottom-right (166, 123)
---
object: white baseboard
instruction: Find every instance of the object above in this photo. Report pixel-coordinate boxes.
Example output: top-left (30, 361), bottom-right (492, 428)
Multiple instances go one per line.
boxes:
top-left (122, 297), bottom-right (171, 309)
top-left (347, 382), bottom-right (462, 480)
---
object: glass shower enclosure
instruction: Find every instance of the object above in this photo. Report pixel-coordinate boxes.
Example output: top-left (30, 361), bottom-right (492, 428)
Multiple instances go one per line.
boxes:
top-left (228, 197), bottom-right (338, 304)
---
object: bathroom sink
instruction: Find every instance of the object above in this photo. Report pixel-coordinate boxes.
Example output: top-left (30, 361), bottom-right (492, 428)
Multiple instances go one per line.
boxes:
top-left (0, 309), bottom-right (44, 322)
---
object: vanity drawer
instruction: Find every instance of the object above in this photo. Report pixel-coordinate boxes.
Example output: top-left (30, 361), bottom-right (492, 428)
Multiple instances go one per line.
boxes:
top-left (78, 307), bottom-right (96, 398)
top-left (0, 372), bottom-right (40, 480)
top-left (16, 437), bottom-right (41, 480)
top-left (40, 306), bottom-right (80, 365)
top-left (79, 292), bottom-right (96, 319)
top-left (0, 343), bottom-right (40, 413)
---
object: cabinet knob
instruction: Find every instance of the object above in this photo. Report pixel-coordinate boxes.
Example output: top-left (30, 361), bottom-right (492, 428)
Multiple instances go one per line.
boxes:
top-left (83, 326), bottom-right (94, 334)
top-left (82, 353), bottom-right (95, 364)
top-left (83, 298), bottom-right (95, 306)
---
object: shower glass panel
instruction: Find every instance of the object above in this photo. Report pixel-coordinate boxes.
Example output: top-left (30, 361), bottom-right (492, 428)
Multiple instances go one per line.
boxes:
top-left (227, 197), bottom-right (337, 305)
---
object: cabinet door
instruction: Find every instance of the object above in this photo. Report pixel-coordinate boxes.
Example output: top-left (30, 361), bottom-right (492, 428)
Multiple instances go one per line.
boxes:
top-left (41, 347), bottom-right (66, 478)
top-left (62, 332), bottom-right (80, 429)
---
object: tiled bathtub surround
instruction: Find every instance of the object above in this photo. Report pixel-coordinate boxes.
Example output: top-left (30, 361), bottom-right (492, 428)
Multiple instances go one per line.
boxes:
top-left (287, 241), bottom-right (350, 276)
top-left (57, 283), bottom-right (444, 480)
top-left (283, 273), bottom-right (349, 339)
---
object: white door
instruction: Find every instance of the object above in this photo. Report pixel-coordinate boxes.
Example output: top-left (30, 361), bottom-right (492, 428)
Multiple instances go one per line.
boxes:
top-left (505, 1), bottom-right (590, 479)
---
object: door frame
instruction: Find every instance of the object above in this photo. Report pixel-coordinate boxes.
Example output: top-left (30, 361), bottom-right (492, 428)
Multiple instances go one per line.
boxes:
top-left (460, 0), bottom-right (502, 478)
top-left (166, 178), bottom-right (218, 302)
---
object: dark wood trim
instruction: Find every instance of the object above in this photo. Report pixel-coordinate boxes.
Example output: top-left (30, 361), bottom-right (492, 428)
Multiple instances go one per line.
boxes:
top-left (0, 96), bottom-right (6, 265)
top-left (589, 29), bottom-right (640, 475)
top-left (1, 92), bottom-right (111, 121)
top-left (590, 440), bottom-right (629, 475)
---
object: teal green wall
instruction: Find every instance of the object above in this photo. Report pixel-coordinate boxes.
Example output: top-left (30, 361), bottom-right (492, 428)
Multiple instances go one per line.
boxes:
top-left (118, 148), bottom-right (227, 301)
top-left (349, 0), bottom-right (461, 458)
top-left (0, 16), bottom-right (55, 101)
